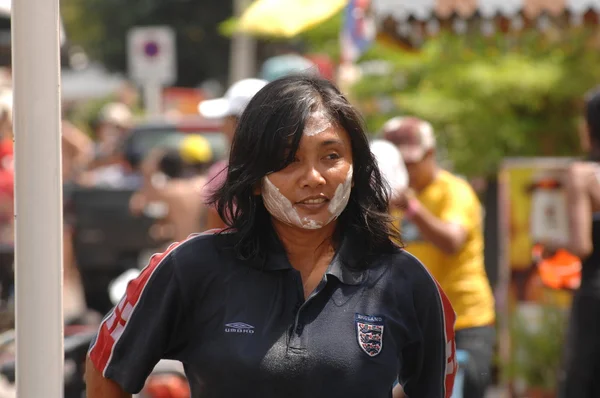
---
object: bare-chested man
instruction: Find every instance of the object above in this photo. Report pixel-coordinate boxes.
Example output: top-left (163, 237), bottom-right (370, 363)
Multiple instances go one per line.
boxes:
top-left (130, 145), bottom-right (210, 243)
top-left (559, 88), bottom-right (600, 397)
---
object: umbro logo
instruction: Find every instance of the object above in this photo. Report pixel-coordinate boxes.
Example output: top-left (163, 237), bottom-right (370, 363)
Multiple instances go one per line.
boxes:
top-left (224, 322), bottom-right (255, 334)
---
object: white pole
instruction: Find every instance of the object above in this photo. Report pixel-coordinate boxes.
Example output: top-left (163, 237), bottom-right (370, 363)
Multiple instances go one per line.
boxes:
top-left (229, 0), bottom-right (256, 85)
top-left (12, 0), bottom-right (64, 395)
top-left (143, 80), bottom-right (162, 117)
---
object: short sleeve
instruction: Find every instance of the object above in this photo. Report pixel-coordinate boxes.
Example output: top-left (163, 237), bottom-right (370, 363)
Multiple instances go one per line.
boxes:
top-left (438, 181), bottom-right (480, 232)
top-left (88, 243), bottom-right (187, 394)
top-left (399, 264), bottom-right (458, 398)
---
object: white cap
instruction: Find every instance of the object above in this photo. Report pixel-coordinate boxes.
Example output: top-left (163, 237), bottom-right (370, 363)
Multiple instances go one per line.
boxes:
top-left (370, 139), bottom-right (409, 199)
top-left (198, 78), bottom-right (268, 119)
top-left (99, 102), bottom-right (133, 129)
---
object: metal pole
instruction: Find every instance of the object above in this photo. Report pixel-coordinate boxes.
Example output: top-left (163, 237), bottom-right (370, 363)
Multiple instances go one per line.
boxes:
top-left (12, 0), bottom-right (64, 395)
top-left (229, 0), bottom-right (256, 85)
top-left (143, 80), bottom-right (162, 117)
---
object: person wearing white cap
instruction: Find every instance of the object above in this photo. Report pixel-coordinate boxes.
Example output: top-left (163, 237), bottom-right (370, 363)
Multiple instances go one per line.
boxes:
top-left (382, 116), bottom-right (495, 398)
top-left (369, 139), bottom-right (409, 203)
top-left (198, 78), bottom-right (268, 144)
top-left (199, 78), bottom-right (268, 230)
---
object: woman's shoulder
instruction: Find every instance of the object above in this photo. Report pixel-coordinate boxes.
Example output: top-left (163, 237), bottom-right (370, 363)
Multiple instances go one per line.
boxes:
top-left (379, 247), bottom-right (440, 292)
top-left (167, 229), bottom-right (239, 273)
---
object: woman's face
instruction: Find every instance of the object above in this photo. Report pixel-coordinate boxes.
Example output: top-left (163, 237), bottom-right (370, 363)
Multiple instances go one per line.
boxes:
top-left (260, 110), bottom-right (354, 230)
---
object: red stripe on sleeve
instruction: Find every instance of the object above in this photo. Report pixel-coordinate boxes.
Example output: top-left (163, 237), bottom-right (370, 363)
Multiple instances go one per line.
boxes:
top-left (88, 229), bottom-right (225, 376)
top-left (434, 280), bottom-right (457, 398)
top-left (89, 242), bottom-right (179, 375)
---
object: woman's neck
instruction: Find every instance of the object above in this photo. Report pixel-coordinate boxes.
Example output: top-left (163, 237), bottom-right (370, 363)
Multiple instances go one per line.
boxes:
top-left (272, 220), bottom-right (337, 274)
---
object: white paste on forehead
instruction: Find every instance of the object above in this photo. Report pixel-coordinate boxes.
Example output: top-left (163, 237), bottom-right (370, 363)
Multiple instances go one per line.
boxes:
top-left (303, 108), bottom-right (332, 137)
top-left (261, 165), bottom-right (354, 230)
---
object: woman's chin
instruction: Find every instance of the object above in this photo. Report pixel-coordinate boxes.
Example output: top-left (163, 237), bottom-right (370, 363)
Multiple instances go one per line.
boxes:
top-left (299, 218), bottom-right (324, 230)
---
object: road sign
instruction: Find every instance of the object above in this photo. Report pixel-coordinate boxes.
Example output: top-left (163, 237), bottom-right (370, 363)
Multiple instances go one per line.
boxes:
top-left (127, 26), bottom-right (176, 85)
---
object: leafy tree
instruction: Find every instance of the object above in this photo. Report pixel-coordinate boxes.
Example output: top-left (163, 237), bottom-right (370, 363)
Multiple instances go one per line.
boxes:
top-left (351, 28), bottom-right (600, 176)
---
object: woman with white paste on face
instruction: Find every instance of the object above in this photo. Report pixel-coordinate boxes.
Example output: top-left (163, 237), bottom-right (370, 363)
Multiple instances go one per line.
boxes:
top-left (86, 75), bottom-right (457, 398)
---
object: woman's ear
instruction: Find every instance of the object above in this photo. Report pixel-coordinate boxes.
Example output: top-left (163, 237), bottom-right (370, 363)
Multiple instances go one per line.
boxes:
top-left (253, 182), bottom-right (261, 195)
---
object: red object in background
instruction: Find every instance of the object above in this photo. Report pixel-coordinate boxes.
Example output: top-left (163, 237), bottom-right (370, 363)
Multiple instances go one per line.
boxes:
top-left (144, 374), bottom-right (190, 398)
top-left (163, 87), bottom-right (208, 116)
top-left (532, 243), bottom-right (582, 291)
top-left (0, 138), bottom-right (13, 170)
top-left (305, 54), bottom-right (336, 81)
top-left (0, 167), bottom-right (13, 247)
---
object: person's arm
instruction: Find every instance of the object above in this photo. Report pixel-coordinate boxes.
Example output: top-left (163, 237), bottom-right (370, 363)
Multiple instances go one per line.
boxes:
top-left (85, 358), bottom-right (131, 398)
top-left (86, 246), bottom-right (187, 396)
top-left (564, 163), bottom-right (595, 258)
top-left (406, 198), bottom-right (467, 254)
top-left (62, 121), bottom-right (94, 165)
top-left (400, 183), bottom-right (476, 254)
top-left (400, 268), bottom-right (457, 398)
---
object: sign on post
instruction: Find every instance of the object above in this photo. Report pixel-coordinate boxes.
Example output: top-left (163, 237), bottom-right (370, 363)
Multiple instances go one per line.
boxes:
top-left (127, 26), bottom-right (177, 116)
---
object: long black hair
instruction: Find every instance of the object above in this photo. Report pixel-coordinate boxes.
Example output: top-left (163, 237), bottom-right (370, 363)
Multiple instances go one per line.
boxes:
top-left (209, 74), bottom-right (401, 267)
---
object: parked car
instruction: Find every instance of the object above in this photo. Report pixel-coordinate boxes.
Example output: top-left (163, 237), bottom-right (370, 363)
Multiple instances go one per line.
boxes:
top-left (122, 115), bottom-right (227, 171)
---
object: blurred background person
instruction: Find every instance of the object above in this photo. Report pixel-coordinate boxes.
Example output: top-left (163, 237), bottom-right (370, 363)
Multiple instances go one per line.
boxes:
top-left (78, 102), bottom-right (140, 189)
top-left (383, 116), bottom-right (495, 398)
top-left (130, 135), bottom-right (213, 242)
top-left (558, 87), bottom-right (600, 397)
top-left (198, 78), bottom-right (267, 230)
top-left (62, 119), bottom-right (94, 184)
top-left (369, 139), bottom-right (408, 206)
top-left (88, 101), bottom-right (134, 170)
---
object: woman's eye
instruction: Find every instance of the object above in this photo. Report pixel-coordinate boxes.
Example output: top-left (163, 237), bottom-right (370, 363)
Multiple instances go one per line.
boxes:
top-left (326, 153), bottom-right (340, 160)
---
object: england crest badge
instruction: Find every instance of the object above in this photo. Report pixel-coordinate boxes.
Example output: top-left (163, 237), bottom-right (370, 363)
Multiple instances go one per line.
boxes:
top-left (355, 313), bottom-right (384, 357)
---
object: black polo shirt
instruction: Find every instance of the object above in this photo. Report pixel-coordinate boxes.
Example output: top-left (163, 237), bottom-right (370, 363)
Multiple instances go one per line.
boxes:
top-left (88, 230), bottom-right (457, 397)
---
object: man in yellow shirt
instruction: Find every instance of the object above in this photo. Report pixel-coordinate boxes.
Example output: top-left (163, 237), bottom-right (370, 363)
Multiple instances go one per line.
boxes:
top-left (383, 116), bottom-right (496, 398)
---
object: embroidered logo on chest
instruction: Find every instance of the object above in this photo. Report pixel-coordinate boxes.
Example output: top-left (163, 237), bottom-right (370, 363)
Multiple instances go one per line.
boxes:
top-left (355, 313), bottom-right (384, 357)
top-left (224, 322), bottom-right (255, 334)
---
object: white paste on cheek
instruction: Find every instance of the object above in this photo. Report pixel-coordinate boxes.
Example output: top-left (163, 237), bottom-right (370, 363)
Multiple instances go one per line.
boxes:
top-left (261, 165), bottom-right (353, 230)
top-left (261, 176), bottom-right (305, 229)
top-left (327, 165), bottom-right (353, 220)
top-left (303, 109), bottom-right (332, 137)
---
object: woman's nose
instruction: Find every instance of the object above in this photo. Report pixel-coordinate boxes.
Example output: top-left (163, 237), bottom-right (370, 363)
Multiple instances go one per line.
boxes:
top-left (300, 165), bottom-right (326, 188)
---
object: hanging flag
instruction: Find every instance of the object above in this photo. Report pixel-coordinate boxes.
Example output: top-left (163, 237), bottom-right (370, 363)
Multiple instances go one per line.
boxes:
top-left (340, 0), bottom-right (376, 63)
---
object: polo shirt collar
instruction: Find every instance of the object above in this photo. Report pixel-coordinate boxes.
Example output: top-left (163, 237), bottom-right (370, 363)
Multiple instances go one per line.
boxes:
top-left (262, 230), bottom-right (367, 286)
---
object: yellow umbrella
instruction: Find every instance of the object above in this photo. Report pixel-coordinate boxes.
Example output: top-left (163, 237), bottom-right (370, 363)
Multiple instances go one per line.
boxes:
top-left (238, 0), bottom-right (348, 37)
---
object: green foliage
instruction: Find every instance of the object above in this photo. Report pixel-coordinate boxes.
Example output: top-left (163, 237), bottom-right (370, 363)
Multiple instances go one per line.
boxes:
top-left (503, 304), bottom-right (567, 391)
top-left (298, 12), bottom-right (343, 59)
top-left (349, 29), bottom-right (600, 176)
top-left (299, 15), bottom-right (600, 176)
